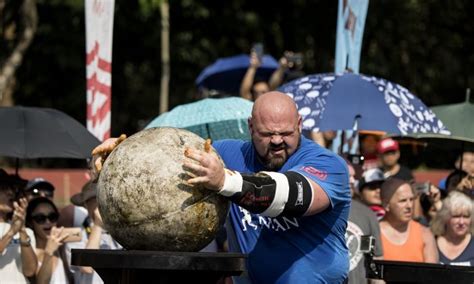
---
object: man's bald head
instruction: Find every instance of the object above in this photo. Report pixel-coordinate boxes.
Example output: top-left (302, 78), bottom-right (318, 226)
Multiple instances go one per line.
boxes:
top-left (252, 91), bottom-right (299, 122)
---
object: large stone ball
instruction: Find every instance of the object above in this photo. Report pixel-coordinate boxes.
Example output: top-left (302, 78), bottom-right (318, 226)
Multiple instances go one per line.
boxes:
top-left (97, 127), bottom-right (229, 251)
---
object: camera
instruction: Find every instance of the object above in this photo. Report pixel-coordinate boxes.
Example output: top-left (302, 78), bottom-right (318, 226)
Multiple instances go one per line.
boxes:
top-left (347, 154), bottom-right (365, 166)
top-left (414, 182), bottom-right (431, 194)
top-left (360, 235), bottom-right (375, 254)
top-left (252, 43), bottom-right (264, 62)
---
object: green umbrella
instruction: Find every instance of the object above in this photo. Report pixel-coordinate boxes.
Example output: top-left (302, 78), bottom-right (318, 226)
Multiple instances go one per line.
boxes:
top-left (431, 89), bottom-right (474, 139)
top-left (145, 97), bottom-right (253, 141)
top-left (390, 133), bottom-right (474, 170)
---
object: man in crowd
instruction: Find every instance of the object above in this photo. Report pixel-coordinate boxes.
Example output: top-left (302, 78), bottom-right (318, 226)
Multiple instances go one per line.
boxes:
top-left (379, 178), bottom-right (438, 263)
top-left (377, 138), bottom-right (414, 182)
top-left (23, 177), bottom-right (55, 201)
top-left (358, 168), bottom-right (386, 219)
top-left (345, 163), bottom-right (384, 284)
top-left (93, 91), bottom-right (351, 283)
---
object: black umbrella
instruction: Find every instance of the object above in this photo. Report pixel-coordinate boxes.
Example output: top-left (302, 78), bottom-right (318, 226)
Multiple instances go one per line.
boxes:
top-left (0, 106), bottom-right (100, 162)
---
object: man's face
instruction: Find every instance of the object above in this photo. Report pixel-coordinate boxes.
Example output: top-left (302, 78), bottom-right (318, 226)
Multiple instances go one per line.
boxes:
top-left (249, 114), bottom-right (301, 171)
top-left (25, 187), bottom-right (54, 201)
top-left (380, 150), bottom-right (400, 167)
top-left (360, 182), bottom-right (383, 206)
top-left (386, 184), bottom-right (415, 223)
top-left (252, 82), bottom-right (270, 101)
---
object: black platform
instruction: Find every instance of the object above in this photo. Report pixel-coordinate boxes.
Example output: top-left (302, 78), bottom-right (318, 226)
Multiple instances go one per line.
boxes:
top-left (71, 249), bottom-right (247, 284)
top-left (367, 259), bottom-right (474, 284)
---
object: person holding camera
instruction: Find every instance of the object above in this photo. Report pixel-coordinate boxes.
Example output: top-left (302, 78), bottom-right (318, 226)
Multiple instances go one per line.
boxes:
top-left (240, 45), bottom-right (300, 101)
top-left (0, 171), bottom-right (37, 283)
top-left (26, 197), bottom-right (74, 284)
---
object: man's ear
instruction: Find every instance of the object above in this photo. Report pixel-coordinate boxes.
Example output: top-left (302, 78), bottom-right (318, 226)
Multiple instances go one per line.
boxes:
top-left (298, 115), bottom-right (302, 133)
top-left (384, 204), bottom-right (390, 212)
top-left (248, 117), bottom-right (253, 134)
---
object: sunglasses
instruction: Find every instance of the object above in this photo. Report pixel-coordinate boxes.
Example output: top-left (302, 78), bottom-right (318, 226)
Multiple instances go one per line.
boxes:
top-left (27, 188), bottom-right (54, 198)
top-left (31, 212), bottom-right (59, 224)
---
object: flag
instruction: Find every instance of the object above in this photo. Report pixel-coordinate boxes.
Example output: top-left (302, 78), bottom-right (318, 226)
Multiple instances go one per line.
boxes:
top-left (335, 0), bottom-right (369, 74)
top-left (333, 0), bottom-right (369, 154)
top-left (86, 0), bottom-right (115, 141)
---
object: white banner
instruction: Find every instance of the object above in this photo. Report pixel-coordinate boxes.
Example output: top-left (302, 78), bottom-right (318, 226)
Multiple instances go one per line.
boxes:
top-left (86, 0), bottom-right (115, 141)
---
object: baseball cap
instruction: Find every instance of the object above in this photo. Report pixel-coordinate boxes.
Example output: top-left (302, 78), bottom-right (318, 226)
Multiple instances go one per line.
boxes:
top-left (71, 181), bottom-right (97, 206)
top-left (25, 178), bottom-right (55, 192)
top-left (359, 168), bottom-right (385, 191)
top-left (377, 138), bottom-right (399, 154)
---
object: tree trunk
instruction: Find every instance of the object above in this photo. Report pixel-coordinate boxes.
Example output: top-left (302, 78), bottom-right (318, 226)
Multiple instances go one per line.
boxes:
top-left (0, 0), bottom-right (38, 106)
top-left (159, 0), bottom-right (169, 114)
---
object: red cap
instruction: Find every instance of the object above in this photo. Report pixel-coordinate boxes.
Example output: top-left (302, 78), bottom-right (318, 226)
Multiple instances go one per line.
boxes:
top-left (377, 138), bottom-right (399, 154)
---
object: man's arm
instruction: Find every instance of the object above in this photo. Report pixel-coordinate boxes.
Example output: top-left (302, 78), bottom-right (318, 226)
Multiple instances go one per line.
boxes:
top-left (19, 228), bottom-right (37, 277)
top-left (183, 148), bottom-right (330, 217)
top-left (422, 226), bottom-right (439, 263)
top-left (268, 56), bottom-right (288, 90)
top-left (240, 52), bottom-right (260, 100)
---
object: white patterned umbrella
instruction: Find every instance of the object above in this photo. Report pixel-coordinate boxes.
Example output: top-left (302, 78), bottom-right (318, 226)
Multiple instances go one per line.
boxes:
top-left (279, 73), bottom-right (451, 135)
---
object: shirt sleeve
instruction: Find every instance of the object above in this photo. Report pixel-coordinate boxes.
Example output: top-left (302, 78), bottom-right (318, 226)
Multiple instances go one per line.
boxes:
top-left (290, 150), bottom-right (350, 209)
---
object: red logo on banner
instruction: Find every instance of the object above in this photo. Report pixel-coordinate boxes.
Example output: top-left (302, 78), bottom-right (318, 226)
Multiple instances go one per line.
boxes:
top-left (86, 41), bottom-right (111, 141)
top-left (301, 166), bottom-right (328, 180)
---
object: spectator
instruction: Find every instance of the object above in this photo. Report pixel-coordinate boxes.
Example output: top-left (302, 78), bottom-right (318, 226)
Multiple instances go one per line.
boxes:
top-left (310, 130), bottom-right (337, 149)
top-left (345, 162), bottom-right (384, 284)
top-left (25, 197), bottom-right (74, 283)
top-left (240, 49), bottom-right (289, 101)
top-left (455, 152), bottom-right (474, 176)
top-left (360, 134), bottom-right (381, 170)
top-left (431, 191), bottom-right (474, 266)
top-left (24, 178), bottom-right (55, 202)
top-left (415, 184), bottom-right (443, 227)
top-left (377, 138), bottom-right (414, 182)
top-left (358, 168), bottom-right (386, 220)
top-left (445, 169), bottom-right (473, 197)
top-left (69, 181), bottom-right (121, 284)
top-left (0, 172), bottom-right (37, 283)
top-left (379, 178), bottom-right (438, 263)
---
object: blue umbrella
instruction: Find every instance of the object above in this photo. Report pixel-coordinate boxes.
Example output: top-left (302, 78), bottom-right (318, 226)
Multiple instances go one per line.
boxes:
top-left (278, 73), bottom-right (451, 135)
top-left (146, 97), bottom-right (253, 141)
top-left (195, 54), bottom-right (279, 94)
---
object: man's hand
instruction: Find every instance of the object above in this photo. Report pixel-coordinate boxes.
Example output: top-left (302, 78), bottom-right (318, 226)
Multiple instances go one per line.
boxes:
top-left (249, 51), bottom-right (261, 69)
top-left (11, 198), bottom-right (28, 234)
top-left (90, 134), bottom-right (127, 179)
top-left (183, 143), bottom-right (225, 191)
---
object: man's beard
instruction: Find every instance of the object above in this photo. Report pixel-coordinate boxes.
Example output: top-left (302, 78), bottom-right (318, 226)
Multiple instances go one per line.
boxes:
top-left (255, 135), bottom-right (301, 171)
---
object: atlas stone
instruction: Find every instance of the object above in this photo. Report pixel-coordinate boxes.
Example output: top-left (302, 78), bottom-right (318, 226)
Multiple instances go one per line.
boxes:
top-left (97, 127), bottom-right (229, 251)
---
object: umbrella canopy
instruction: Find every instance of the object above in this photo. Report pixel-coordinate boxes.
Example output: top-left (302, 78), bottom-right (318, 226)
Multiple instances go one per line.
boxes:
top-left (278, 72), bottom-right (451, 135)
top-left (390, 133), bottom-right (474, 170)
top-left (431, 90), bottom-right (474, 139)
top-left (0, 106), bottom-right (100, 159)
top-left (195, 54), bottom-right (278, 94)
top-left (146, 97), bottom-right (253, 141)
top-left (390, 133), bottom-right (474, 152)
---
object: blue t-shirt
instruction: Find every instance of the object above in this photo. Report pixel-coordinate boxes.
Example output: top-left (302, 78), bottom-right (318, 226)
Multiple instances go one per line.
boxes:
top-left (214, 136), bottom-right (351, 284)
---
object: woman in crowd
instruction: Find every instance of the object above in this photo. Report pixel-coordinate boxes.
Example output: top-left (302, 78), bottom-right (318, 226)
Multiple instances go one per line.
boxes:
top-left (0, 171), bottom-right (37, 283)
top-left (26, 197), bottom-right (74, 283)
top-left (431, 191), bottom-right (474, 266)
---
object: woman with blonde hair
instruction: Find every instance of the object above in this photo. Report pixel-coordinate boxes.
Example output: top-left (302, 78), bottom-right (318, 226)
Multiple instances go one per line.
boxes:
top-left (431, 191), bottom-right (474, 266)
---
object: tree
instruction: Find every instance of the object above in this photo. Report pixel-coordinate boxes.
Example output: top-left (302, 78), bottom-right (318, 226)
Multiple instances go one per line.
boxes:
top-left (0, 0), bottom-right (37, 106)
